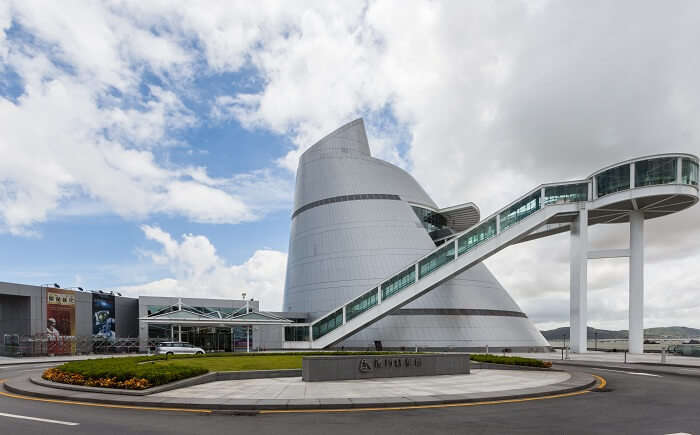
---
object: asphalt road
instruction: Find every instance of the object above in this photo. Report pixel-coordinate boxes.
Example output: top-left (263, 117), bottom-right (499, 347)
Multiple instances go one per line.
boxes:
top-left (1, 362), bottom-right (699, 435)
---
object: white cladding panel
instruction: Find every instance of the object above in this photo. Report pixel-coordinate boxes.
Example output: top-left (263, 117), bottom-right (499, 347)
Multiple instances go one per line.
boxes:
top-left (284, 119), bottom-right (548, 348)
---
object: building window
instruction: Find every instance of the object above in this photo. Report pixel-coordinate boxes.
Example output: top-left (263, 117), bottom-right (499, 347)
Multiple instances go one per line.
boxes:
top-left (635, 157), bottom-right (677, 187)
top-left (682, 158), bottom-right (699, 186)
top-left (412, 206), bottom-right (452, 241)
top-left (596, 164), bottom-right (630, 197)
top-left (284, 325), bottom-right (309, 341)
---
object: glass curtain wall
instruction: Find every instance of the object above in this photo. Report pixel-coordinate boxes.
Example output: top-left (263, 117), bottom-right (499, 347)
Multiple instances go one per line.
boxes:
top-left (682, 158), bottom-right (699, 186)
top-left (596, 165), bottom-right (630, 197)
top-left (635, 158), bottom-right (677, 187)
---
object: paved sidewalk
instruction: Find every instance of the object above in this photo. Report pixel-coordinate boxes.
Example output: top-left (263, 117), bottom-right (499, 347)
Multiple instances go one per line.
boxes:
top-left (0, 353), bottom-right (139, 366)
top-left (154, 369), bottom-right (571, 400)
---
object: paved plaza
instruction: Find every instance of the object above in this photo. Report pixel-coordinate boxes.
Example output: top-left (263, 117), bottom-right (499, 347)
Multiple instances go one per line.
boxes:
top-left (153, 369), bottom-right (571, 400)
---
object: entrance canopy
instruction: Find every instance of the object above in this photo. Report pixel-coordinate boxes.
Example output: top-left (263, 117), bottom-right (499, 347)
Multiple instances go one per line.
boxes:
top-left (139, 300), bottom-right (293, 327)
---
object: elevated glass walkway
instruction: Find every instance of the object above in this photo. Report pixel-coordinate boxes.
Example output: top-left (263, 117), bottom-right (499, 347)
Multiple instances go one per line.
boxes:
top-left (283, 154), bottom-right (699, 349)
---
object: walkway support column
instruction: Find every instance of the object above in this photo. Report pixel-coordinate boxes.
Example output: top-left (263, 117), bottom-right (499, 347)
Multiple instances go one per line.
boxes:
top-left (570, 206), bottom-right (588, 353)
top-left (629, 210), bottom-right (644, 354)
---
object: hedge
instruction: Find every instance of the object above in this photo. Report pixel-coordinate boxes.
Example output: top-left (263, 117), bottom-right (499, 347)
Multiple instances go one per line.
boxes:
top-left (469, 354), bottom-right (552, 368)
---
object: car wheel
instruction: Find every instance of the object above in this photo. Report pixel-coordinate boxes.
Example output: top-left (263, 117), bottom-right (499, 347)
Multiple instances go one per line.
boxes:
top-left (196, 351), bottom-right (204, 355)
top-left (166, 352), bottom-right (173, 357)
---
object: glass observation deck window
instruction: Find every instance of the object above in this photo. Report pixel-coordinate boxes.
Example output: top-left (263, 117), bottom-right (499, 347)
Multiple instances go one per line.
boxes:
top-left (345, 288), bottom-right (378, 321)
top-left (312, 308), bottom-right (343, 340)
top-left (381, 267), bottom-right (416, 300)
top-left (412, 206), bottom-right (451, 241)
top-left (458, 217), bottom-right (497, 256)
top-left (499, 191), bottom-right (541, 231)
top-left (418, 242), bottom-right (455, 279)
top-left (596, 164), bottom-right (630, 197)
top-left (682, 158), bottom-right (699, 186)
top-left (635, 157), bottom-right (677, 187)
top-left (544, 183), bottom-right (589, 205)
top-left (284, 325), bottom-right (309, 341)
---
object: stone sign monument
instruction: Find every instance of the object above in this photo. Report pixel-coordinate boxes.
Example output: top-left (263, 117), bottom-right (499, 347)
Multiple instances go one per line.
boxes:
top-left (302, 353), bottom-right (470, 382)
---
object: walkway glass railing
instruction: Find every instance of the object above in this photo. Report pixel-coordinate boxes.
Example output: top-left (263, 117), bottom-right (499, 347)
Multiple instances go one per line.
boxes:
top-left (635, 157), bottom-right (677, 187)
top-left (312, 308), bottom-right (343, 340)
top-left (303, 154), bottom-right (699, 342)
top-left (346, 288), bottom-right (379, 321)
top-left (596, 164), bottom-right (630, 197)
top-left (457, 217), bottom-right (497, 256)
top-left (381, 267), bottom-right (416, 301)
top-left (500, 191), bottom-right (541, 231)
top-left (419, 243), bottom-right (455, 279)
top-left (544, 183), bottom-right (589, 205)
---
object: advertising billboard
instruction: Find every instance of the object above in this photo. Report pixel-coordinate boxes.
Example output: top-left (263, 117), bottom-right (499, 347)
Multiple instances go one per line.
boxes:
top-left (92, 293), bottom-right (116, 341)
top-left (46, 289), bottom-right (76, 337)
top-left (46, 289), bottom-right (76, 355)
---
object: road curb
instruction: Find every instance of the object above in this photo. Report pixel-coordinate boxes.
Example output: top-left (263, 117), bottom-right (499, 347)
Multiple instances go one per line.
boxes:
top-left (2, 369), bottom-right (597, 411)
top-left (552, 361), bottom-right (700, 379)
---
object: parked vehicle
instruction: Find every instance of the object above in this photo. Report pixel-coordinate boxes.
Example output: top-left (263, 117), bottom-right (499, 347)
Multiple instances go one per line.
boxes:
top-left (155, 342), bottom-right (205, 356)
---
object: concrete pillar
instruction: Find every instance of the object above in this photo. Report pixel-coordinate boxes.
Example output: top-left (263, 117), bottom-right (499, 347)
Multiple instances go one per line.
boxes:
top-left (178, 324), bottom-right (182, 342)
top-left (629, 210), bottom-right (645, 354)
top-left (570, 207), bottom-right (588, 353)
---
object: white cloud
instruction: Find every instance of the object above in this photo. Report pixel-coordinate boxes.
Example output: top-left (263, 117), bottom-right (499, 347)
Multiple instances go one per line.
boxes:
top-left (122, 226), bottom-right (287, 311)
top-left (0, 1), bottom-right (294, 234)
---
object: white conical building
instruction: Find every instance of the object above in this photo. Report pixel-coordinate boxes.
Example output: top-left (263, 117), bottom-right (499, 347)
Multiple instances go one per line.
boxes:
top-left (283, 119), bottom-right (549, 350)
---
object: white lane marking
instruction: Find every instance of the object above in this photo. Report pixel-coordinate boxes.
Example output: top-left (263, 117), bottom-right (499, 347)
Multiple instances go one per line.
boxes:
top-left (595, 368), bottom-right (661, 377)
top-left (0, 412), bottom-right (80, 426)
top-left (664, 433), bottom-right (692, 435)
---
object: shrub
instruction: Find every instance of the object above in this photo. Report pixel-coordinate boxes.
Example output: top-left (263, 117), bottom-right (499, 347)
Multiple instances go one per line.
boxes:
top-left (470, 354), bottom-right (552, 368)
top-left (43, 356), bottom-right (208, 389)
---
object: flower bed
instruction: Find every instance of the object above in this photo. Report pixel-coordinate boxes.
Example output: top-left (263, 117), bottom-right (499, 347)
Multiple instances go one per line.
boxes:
top-left (470, 354), bottom-right (552, 368)
top-left (43, 367), bottom-right (152, 389)
top-left (43, 356), bottom-right (208, 390)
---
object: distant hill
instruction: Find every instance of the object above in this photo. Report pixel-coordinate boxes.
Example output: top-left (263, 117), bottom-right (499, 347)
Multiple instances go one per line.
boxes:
top-left (540, 326), bottom-right (700, 340)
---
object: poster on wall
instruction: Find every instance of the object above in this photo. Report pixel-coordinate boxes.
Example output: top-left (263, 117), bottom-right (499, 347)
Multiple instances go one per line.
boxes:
top-left (92, 293), bottom-right (116, 341)
top-left (46, 289), bottom-right (76, 355)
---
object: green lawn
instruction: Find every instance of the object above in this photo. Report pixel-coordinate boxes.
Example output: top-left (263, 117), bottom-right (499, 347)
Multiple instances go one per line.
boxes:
top-left (149, 354), bottom-right (305, 372)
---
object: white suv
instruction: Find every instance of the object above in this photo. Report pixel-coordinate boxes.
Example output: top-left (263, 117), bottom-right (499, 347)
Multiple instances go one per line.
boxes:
top-left (155, 342), bottom-right (205, 356)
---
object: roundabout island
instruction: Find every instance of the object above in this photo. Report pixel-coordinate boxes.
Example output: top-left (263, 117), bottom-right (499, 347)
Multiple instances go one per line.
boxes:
top-left (3, 352), bottom-right (599, 412)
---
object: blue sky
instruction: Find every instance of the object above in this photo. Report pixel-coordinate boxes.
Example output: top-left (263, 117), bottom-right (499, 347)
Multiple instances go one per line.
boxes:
top-left (1, 1), bottom-right (699, 328)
